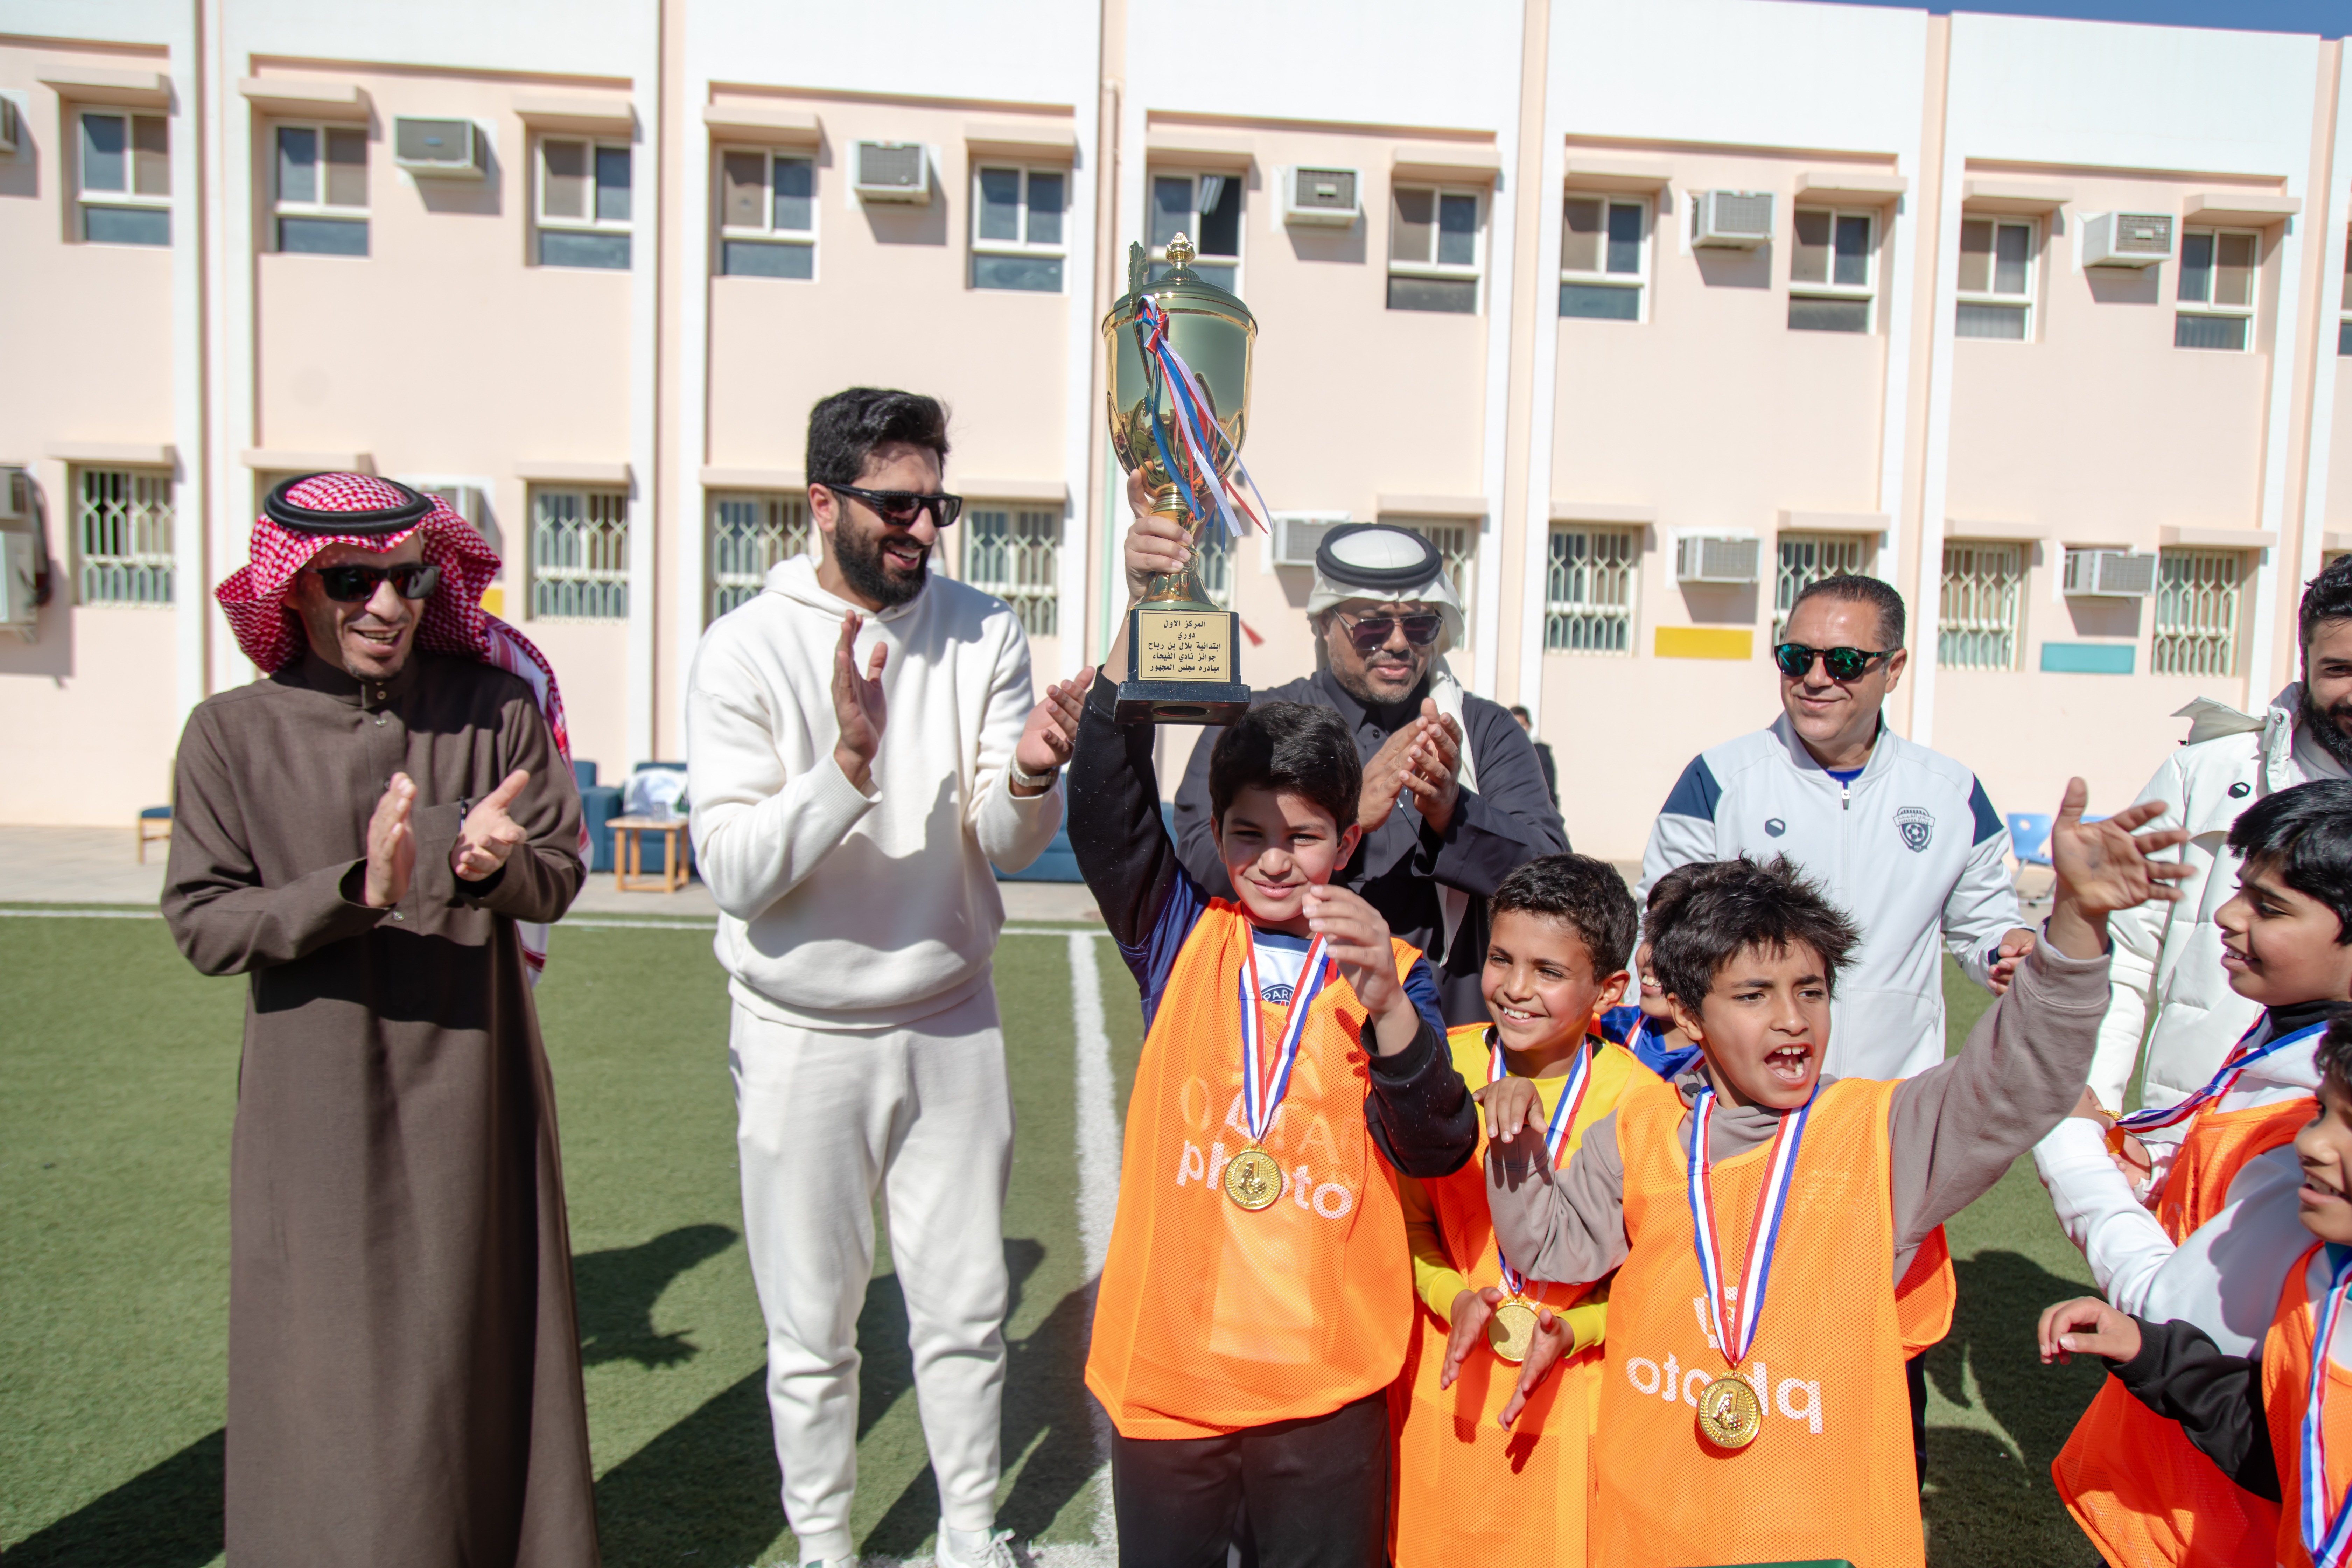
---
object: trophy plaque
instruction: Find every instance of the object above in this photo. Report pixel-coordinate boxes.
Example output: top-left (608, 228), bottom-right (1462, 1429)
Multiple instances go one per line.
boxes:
top-left (1101, 235), bottom-right (1258, 726)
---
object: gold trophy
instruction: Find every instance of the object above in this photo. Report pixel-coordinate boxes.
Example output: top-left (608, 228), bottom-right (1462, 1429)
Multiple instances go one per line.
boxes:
top-left (1102, 235), bottom-right (1258, 725)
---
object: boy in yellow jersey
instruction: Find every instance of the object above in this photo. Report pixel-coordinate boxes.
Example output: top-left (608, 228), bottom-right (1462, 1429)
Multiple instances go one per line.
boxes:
top-left (1388, 854), bottom-right (1643, 1566)
top-left (1483, 782), bottom-right (2187, 1568)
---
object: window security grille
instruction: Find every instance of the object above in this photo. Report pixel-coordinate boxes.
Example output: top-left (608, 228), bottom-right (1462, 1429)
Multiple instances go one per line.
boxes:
top-left (2152, 549), bottom-right (2245, 677)
top-left (708, 493), bottom-right (808, 620)
top-left (77, 469), bottom-right (174, 606)
top-left (1545, 527), bottom-right (1637, 654)
top-left (1194, 522), bottom-right (1234, 609)
top-left (1938, 542), bottom-right (2025, 671)
top-left (964, 509), bottom-right (1059, 637)
top-left (1773, 533), bottom-right (1875, 642)
top-left (531, 489), bottom-right (629, 620)
top-left (1398, 520), bottom-right (1476, 618)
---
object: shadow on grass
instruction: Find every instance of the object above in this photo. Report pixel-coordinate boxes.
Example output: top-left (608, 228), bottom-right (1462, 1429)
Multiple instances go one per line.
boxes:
top-left (6, 1426), bottom-right (223, 1567)
top-left (1922, 1248), bottom-right (2110, 1567)
top-left (577, 1223), bottom-right (740, 1368)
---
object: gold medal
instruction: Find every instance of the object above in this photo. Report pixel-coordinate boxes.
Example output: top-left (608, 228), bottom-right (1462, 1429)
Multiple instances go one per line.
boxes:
top-left (1486, 1298), bottom-right (1539, 1364)
top-left (1696, 1370), bottom-right (1764, 1450)
top-left (1222, 1146), bottom-right (1284, 1210)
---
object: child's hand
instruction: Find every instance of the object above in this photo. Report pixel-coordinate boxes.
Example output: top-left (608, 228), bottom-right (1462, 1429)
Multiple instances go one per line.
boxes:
top-left (1986, 927), bottom-right (2037, 994)
top-left (1306, 886), bottom-right (1412, 1051)
top-left (1498, 1306), bottom-right (1575, 1429)
top-left (2066, 1086), bottom-right (2112, 1125)
top-left (1121, 472), bottom-right (1191, 603)
top-left (2038, 1296), bottom-right (2143, 1366)
top-left (2112, 1131), bottom-right (2153, 1190)
top-left (1474, 1075), bottom-right (1544, 1145)
top-left (1439, 1286), bottom-right (1500, 1390)
top-left (2046, 778), bottom-right (2191, 958)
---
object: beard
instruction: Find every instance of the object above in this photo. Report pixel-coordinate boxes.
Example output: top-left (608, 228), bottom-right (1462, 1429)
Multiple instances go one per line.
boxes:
top-left (2302, 681), bottom-right (2352, 773)
top-left (833, 514), bottom-right (929, 609)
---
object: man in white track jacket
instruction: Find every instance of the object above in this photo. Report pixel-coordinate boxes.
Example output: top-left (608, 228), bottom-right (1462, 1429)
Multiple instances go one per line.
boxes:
top-left (1639, 573), bottom-right (2034, 1082)
top-left (2087, 555), bottom-right (2352, 1114)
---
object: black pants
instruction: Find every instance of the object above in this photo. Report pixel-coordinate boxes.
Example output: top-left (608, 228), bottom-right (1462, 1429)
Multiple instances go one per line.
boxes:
top-left (1110, 1392), bottom-right (1388, 1568)
top-left (1908, 1352), bottom-right (1928, 1483)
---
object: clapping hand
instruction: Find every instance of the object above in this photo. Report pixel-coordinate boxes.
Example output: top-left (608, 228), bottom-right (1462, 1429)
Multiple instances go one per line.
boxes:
top-left (1439, 1286), bottom-right (1502, 1391)
top-left (452, 770), bottom-right (531, 882)
top-left (1399, 699), bottom-right (1464, 835)
top-left (363, 772), bottom-right (418, 909)
top-left (1013, 668), bottom-right (1094, 793)
top-left (1498, 1307), bottom-right (1575, 1429)
top-left (831, 611), bottom-right (888, 792)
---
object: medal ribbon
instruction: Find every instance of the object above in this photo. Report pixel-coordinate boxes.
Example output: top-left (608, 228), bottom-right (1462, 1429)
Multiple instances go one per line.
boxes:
top-left (2117, 1018), bottom-right (2329, 1134)
top-left (1488, 1033), bottom-right (1597, 1295)
top-left (1134, 297), bottom-right (1270, 541)
top-left (1688, 1086), bottom-right (1811, 1370)
top-left (2301, 1248), bottom-right (2352, 1568)
top-left (1236, 935), bottom-right (1333, 1144)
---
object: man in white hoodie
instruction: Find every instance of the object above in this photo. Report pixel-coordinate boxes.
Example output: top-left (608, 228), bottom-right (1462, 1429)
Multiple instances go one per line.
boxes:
top-left (2086, 554), bottom-right (2352, 1115)
top-left (686, 388), bottom-right (1088, 1568)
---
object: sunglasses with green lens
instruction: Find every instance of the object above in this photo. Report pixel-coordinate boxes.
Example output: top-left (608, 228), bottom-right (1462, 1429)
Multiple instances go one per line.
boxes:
top-left (1772, 642), bottom-right (1896, 682)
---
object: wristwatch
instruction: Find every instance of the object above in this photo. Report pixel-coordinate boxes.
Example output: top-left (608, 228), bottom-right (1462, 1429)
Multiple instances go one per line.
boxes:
top-left (1008, 759), bottom-right (1061, 792)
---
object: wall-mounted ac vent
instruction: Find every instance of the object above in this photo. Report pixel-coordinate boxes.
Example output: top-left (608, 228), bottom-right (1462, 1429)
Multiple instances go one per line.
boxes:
top-left (1675, 534), bottom-right (1761, 584)
top-left (1282, 167), bottom-right (1360, 226)
top-left (1270, 512), bottom-right (1345, 567)
top-left (1, 531), bottom-right (40, 640)
top-left (0, 98), bottom-right (20, 156)
top-left (0, 467), bottom-right (29, 525)
top-left (854, 141), bottom-right (931, 203)
top-left (2062, 548), bottom-right (2157, 597)
top-left (393, 118), bottom-right (486, 179)
top-left (2081, 212), bottom-right (2175, 268)
top-left (1692, 190), bottom-right (1775, 249)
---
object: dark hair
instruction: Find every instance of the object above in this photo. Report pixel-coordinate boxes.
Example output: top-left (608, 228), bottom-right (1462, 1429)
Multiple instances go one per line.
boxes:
top-left (1491, 855), bottom-right (1640, 975)
top-left (1787, 573), bottom-right (1906, 649)
top-left (1644, 862), bottom-right (1700, 919)
top-left (2227, 778), bottom-right (2352, 944)
top-left (2311, 1006), bottom-right (2352, 1090)
top-left (1646, 856), bottom-right (1861, 1010)
top-left (1508, 704), bottom-right (1531, 721)
top-left (2303, 553), bottom-right (2352, 654)
top-left (1207, 703), bottom-right (1362, 833)
top-left (806, 388), bottom-right (951, 489)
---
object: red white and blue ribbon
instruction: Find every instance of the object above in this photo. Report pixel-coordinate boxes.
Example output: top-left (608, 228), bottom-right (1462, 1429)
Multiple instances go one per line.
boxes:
top-left (1237, 936), bottom-right (1333, 1143)
top-left (2118, 1017), bottom-right (2329, 1134)
top-left (1688, 1086), bottom-right (1811, 1368)
top-left (1490, 1032), bottom-right (1596, 1295)
top-left (1134, 296), bottom-right (1270, 541)
top-left (2299, 1247), bottom-right (2352, 1567)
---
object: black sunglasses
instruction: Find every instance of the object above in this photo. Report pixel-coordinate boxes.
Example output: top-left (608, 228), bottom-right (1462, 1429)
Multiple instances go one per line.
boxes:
top-left (818, 483), bottom-right (964, 529)
top-left (307, 562), bottom-right (441, 603)
top-left (1334, 611), bottom-right (1444, 653)
top-left (1773, 642), bottom-right (1896, 682)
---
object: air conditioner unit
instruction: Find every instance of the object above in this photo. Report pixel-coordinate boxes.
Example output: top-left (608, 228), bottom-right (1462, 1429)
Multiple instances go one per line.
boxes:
top-left (1, 530), bottom-right (41, 640)
top-left (1269, 512), bottom-right (1345, 567)
top-left (1692, 190), bottom-right (1775, 249)
top-left (2082, 212), bottom-right (2175, 268)
top-left (1282, 167), bottom-right (1360, 227)
top-left (393, 118), bottom-right (486, 179)
top-left (0, 467), bottom-right (28, 525)
top-left (854, 141), bottom-right (931, 203)
top-left (2063, 548), bottom-right (2157, 597)
top-left (1675, 534), bottom-right (1761, 584)
top-left (0, 97), bottom-right (20, 156)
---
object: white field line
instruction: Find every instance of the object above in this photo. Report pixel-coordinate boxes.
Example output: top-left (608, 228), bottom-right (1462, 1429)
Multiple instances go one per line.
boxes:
top-left (0, 906), bottom-right (1110, 938)
top-left (1065, 931), bottom-right (1121, 1555)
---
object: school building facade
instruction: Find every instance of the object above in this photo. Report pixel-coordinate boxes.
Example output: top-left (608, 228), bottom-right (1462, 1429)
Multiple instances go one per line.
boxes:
top-left (4, 0), bottom-right (2347, 858)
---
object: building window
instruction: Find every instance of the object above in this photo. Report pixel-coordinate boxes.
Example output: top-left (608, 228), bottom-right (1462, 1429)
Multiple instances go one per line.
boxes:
top-left (1391, 518), bottom-right (1477, 632)
top-left (963, 507), bottom-right (1059, 635)
top-left (1559, 195), bottom-right (1645, 321)
top-left (708, 492), bottom-right (808, 620)
top-left (2176, 229), bottom-right (2256, 352)
top-left (274, 123), bottom-right (368, 255)
top-left (1938, 541), bottom-right (2026, 671)
top-left (1956, 218), bottom-right (2034, 341)
top-left (1388, 185), bottom-right (1483, 315)
top-left (718, 148), bottom-right (814, 279)
top-left (1149, 172), bottom-right (1240, 290)
top-left (77, 111), bottom-right (170, 246)
top-left (75, 468), bottom-right (174, 606)
top-left (1544, 525), bottom-right (1637, 653)
top-left (1193, 522), bottom-right (1234, 609)
top-left (2339, 227), bottom-right (2351, 355)
top-left (1788, 208), bottom-right (1875, 334)
top-left (539, 138), bottom-right (631, 270)
top-left (2152, 548), bottom-right (2247, 676)
top-left (971, 166), bottom-right (1066, 293)
top-left (530, 488), bottom-right (629, 620)
top-left (1772, 532), bottom-right (1875, 641)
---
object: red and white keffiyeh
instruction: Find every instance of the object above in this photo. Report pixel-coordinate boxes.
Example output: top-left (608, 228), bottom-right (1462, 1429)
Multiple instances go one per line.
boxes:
top-left (215, 472), bottom-right (584, 976)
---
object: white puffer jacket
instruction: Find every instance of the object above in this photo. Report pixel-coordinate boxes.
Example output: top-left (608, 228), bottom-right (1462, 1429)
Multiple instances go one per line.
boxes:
top-left (2088, 686), bottom-right (2346, 1112)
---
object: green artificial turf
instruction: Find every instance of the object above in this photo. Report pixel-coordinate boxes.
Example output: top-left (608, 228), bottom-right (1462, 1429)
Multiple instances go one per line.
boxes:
top-left (2, 912), bottom-right (2105, 1567)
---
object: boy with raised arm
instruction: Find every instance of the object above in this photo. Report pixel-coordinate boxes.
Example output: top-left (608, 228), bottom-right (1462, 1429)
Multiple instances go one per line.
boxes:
top-left (1069, 491), bottom-right (1476, 1568)
top-left (1484, 782), bottom-right (2186, 1568)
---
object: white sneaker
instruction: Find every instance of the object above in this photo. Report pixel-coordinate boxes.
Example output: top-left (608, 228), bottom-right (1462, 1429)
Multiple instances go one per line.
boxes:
top-left (936, 1521), bottom-right (1017, 1568)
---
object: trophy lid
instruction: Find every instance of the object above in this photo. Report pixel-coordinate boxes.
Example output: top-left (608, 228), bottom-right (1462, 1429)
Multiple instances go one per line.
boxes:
top-left (1105, 236), bottom-right (1255, 332)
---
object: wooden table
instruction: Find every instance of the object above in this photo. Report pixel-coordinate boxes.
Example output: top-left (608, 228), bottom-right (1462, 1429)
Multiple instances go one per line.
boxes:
top-left (609, 814), bottom-right (693, 894)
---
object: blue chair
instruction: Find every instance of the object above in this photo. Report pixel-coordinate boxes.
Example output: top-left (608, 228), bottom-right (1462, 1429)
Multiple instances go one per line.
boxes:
top-left (571, 759), bottom-right (598, 790)
top-left (2006, 812), bottom-right (2054, 867)
top-left (621, 762), bottom-right (692, 877)
top-left (138, 804), bottom-right (173, 862)
top-left (997, 802), bottom-right (1174, 884)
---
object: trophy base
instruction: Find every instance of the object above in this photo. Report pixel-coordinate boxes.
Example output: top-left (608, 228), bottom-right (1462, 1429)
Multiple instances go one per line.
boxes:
top-left (1114, 680), bottom-right (1252, 727)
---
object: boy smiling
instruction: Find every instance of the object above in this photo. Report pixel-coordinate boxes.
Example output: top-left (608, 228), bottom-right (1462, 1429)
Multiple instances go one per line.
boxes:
top-left (1485, 780), bottom-right (2185, 1568)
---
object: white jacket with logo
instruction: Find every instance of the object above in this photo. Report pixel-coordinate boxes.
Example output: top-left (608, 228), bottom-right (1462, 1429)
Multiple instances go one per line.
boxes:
top-left (2088, 686), bottom-right (2346, 1113)
top-left (1638, 715), bottom-right (2022, 1080)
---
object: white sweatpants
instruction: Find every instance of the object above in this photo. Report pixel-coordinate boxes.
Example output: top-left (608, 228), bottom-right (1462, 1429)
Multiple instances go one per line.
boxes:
top-left (729, 983), bottom-right (1014, 1564)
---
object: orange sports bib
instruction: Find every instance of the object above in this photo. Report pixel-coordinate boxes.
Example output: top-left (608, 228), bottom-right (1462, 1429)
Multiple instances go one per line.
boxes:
top-left (1085, 902), bottom-right (1423, 1439)
top-left (2264, 1244), bottom-right (2352, 1568)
